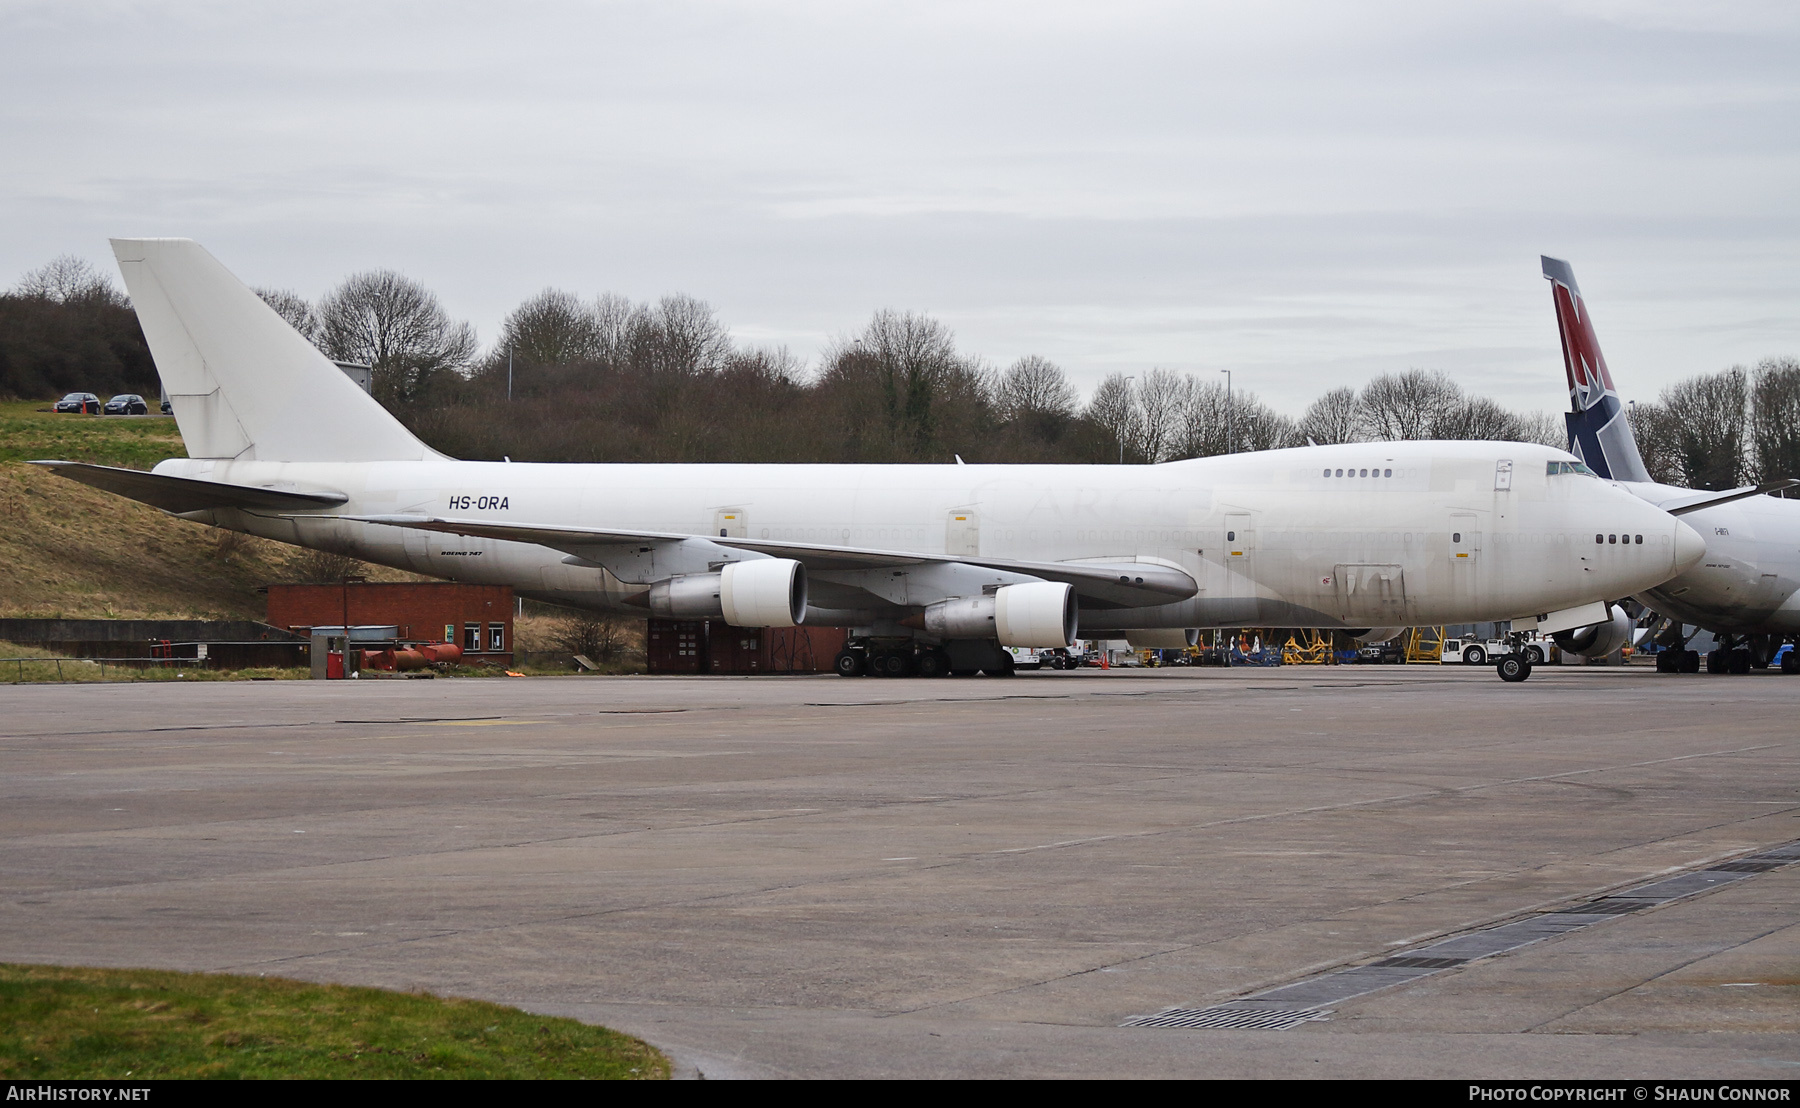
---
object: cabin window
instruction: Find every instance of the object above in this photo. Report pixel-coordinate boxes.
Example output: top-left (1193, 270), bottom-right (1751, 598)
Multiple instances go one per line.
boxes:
top-left (1384, 468), bottom-right (1392, 477)
top-left (1635, 534), bottom-right (1643, 544)
top-left (1608, 534), bottom-right (1617, 544)
top-left (1452, 532), bottom-right (1461, 543)
top-left (1323, 468), bottom-right (1331, 477)
top-left (1359, 468), bottom-right (1367, 477)
top-left (1227, 530), bottom-right (1236, 541)
top-left (1335, 469), bottom-right (1343, 477)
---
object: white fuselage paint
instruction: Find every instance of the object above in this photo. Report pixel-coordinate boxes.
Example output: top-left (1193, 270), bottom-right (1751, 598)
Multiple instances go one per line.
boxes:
top-left (1620, 482), bottom-right (1800, 635)
top-left (162, 439), bottom-right (1698, 634)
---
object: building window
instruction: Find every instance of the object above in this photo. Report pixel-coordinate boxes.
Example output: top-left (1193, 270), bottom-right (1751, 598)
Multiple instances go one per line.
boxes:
top-left (464, 623), bottom-right (481, 651)
top-left (488, 623), bottom-right (505, 652)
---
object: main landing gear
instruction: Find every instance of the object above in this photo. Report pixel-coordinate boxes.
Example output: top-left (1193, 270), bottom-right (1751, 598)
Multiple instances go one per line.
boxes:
top-left (833, 639), bottom-right (1016, 678)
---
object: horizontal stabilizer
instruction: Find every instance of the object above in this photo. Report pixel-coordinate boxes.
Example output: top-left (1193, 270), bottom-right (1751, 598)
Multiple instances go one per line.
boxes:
top-left (346, 515), bottom-right (1198, 606)
top-left (31, 461), bottom-right (347, 513)
top-left (1655, 480), bottom-right (1800, 516)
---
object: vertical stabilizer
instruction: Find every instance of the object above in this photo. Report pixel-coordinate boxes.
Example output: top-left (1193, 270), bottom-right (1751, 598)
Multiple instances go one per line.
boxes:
top-left (110, 238), bottom-right (438, 462)
top-left (1542, 256), bottom-right (1649, 482)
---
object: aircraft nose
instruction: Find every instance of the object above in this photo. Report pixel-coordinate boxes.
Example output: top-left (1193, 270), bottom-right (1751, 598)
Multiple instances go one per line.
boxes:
top-left (1673, 518), bottom-right (1706, 573)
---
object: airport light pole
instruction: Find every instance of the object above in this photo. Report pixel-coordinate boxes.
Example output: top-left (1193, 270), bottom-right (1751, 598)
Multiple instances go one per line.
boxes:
top-left (1221, 369), bottom-right (1233, 455)
top-left (507, 348), bottom-right (514, 402)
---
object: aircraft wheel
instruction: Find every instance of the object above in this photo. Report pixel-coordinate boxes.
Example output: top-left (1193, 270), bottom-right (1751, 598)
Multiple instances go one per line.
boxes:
top-left (1462, 646), bottom-right (1486, 666)
top-left (1728, 649), bottom-right (1752, 675)
top-left (1781, 651), bottom-right (1799, 675)
top-left (1655, 650), bottom-right (1677, 673)
top-left (833, 649), bottom-right (867, 678)
top-left (873, 651), bottom-right (914, 678)
top-left (1496, 656), bottom-right (1531, 683)
top-left (1681, 649), bottom-right (1701, 673)
top-left (982, 655), bottom-right (1017, 677)
top-left (1706, 650), bottom-right (1726, 673)
top-left (915, 649), bottom-right (951, 678)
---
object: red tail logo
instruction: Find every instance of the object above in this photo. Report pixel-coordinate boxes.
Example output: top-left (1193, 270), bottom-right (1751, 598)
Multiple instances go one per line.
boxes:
top-left (1550, 280), bottom-right (1615, 412)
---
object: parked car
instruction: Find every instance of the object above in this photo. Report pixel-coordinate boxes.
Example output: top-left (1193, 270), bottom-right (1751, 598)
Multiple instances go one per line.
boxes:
top-left (53, 392), bottom-right (101, 414)
top-left (160, 398), bottom-right (172, 414)
top-left (103, 393), bottom-right (149, 415)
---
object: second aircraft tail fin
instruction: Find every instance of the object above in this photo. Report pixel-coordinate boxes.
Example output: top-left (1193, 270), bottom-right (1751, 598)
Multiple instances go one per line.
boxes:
top-left (1542, 256), bottom-right (1649, 482)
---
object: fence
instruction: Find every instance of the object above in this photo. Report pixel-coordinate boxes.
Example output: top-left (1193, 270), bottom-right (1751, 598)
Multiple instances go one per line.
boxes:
top-left (3, 656), bottom-right (218, 683)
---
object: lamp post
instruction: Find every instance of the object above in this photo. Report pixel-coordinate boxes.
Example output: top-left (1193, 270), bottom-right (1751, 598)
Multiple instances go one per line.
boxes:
top-left (507, 348), bottom-right (514, 401)
top-left (1220, 369), bottom-right (1233, 455)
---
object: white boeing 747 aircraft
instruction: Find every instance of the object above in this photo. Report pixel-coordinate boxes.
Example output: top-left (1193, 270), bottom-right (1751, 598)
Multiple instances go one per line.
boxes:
top-left (1544, 256), bottom-right (1800, 674)
top-left (36, 239), bottom-right (1704, 682)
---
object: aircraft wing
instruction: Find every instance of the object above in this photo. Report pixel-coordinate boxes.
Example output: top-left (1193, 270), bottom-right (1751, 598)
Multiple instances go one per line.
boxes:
top-left (31, 461), bottom-right (348, 513)
top-left (349, 515), bottom-right (1197, 606)
top-left (1652, 480), bottom-right (1800, 516)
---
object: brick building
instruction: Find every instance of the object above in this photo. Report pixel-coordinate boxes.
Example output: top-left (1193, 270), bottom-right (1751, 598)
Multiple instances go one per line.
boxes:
top-left (266, 582), bottom-right (514, 666)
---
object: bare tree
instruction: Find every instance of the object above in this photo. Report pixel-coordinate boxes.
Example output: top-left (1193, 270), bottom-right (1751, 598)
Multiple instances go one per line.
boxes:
top-left (1628, 400), bottom-right (1684, 484)
top-left (286, 539), bottom-right (365, 583)
top-left (996, 355), bottom-right (1077, 422)
top-left (498, 289), bottom-right (603, 367)
top-left (255, 288), bottom-right (319, 342)
top-left (1085, 373), bottom-right (1142, 462)
top-left (1658, 367), bottom-right (1749, 490)
top-left (1435, 395), bottom-right (1519, 441)
top-left (315, 270), bottom-right (476, 406)
top-left (16, 255), bottom-right (124, 307)
top-left (1296, 386), bottom-right (1361, 444)
top-left (1134, 367), bottom-right (1189, 462)
top-left (1510, 410), bottom-right (1566, 449)
top-left (1752, 356), bottom-right (1800, 493)
top-left (1358, 369), bottom-right (1464, 440)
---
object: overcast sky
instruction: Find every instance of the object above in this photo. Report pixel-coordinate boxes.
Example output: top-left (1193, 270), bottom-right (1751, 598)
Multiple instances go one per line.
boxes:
top-left (3, 0), bottom-right (1796, 415)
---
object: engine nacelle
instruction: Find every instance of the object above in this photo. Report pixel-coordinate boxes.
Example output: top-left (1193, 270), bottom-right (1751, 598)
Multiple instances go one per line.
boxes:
top-left (720, 558), bottom-right (807, 627)
top-left (994, 581), bottom-right (1077, 647)
top-left (923, 594), bottom-right (998, 638)
top-left (1553, 605), bottom-right (1632, 658)
top-left (648, 573), bottom-right (725, 619)
top-left (1124, 628), bottom-right (1199, 650)
top-left (1347, 627), bottom-right (1405, 645)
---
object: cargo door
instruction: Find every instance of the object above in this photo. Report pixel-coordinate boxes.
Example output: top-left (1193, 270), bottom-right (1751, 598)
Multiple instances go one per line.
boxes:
top-left (1334, 564), bottom-right (1406, 622)
top-left (713, 508), bottom-right (746, 538)
top-left (946, 509), bottom-right (980, 558)
top-left (1224, 512), bottom-right (1255, 597)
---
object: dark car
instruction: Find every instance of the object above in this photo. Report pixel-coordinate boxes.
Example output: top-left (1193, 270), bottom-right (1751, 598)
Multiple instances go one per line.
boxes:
top-left (160, 398), bottom-right (172, 414)
top-left (53, 392), bottom-right (101, 414)
top-left (104, 393), bottom-right (149, 415)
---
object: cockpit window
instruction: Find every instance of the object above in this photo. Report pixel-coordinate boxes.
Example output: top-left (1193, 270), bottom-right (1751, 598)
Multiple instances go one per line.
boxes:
top-left (1547, 460), bottom-right (1597, 477)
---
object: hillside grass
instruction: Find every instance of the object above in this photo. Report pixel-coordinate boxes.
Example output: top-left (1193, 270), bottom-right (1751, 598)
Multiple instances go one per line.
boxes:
top-left (0, 399), bottom-right (418, 620)
top-left (0, 963), bottom-right (667, 1080)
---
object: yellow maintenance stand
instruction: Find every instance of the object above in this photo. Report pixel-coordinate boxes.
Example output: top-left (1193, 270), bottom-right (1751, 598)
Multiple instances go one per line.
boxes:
top-left (1403, 627), bottom-right (1446, 664)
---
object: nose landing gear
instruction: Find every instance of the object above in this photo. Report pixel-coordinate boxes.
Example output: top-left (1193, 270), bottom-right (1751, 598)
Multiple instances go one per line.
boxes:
top-left (1496, 654), bottom-right (1532, 682)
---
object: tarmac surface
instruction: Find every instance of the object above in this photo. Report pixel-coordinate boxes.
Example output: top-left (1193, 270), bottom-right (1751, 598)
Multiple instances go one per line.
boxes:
top-left (1, 664), bottom-right (1796, 1079)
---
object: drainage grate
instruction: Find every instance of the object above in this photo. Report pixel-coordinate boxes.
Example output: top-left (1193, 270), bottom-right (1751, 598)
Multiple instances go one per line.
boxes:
top-left (1123, 837), bottom-right (1800, 1030)
top-left (1123, 1006), bottom-right (1328, 1030)
top-left (1553, 899), bottom-right (1650, 915)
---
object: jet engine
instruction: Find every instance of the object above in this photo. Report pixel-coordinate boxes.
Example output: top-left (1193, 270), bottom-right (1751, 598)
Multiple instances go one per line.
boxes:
top-left (1553, 604), bottom-right (1632, 658)
top-left (647, 559), bottom-right (807, 627)
top-left (921, 581), bottom-right (1076, 647)
top-left (1345, 627), bottom-right (1405, 645)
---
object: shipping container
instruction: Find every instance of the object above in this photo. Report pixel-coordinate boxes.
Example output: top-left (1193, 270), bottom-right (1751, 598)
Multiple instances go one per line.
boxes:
top-left (646, 619), bottom-right (846, 675)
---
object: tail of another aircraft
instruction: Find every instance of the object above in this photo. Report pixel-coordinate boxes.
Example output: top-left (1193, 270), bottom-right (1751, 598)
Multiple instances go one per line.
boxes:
top-left (110, 238), bottom-right (437, 463)
top-left (1542, 256), bottom-right (1649, 482)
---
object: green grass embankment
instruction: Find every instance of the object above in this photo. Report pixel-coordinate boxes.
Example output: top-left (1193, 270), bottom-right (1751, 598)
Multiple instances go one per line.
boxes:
top-left (0, 963), bottom-right (668, 1079)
